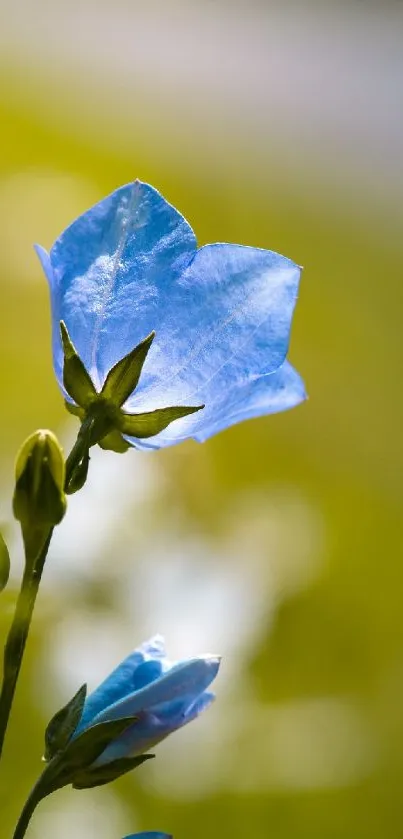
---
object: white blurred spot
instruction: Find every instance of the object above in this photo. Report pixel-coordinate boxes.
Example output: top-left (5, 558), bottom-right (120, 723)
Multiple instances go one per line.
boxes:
top-left (148, 697), bottom-right (376, 798)
top-left (46, 435), bottom-right (160, 578)
top-left (31, 786), bottom-right (130, 839)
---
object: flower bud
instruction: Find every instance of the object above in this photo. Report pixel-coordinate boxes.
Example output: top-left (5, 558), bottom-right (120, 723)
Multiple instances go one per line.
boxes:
top-left (13, 430), bottom-right (66, 527)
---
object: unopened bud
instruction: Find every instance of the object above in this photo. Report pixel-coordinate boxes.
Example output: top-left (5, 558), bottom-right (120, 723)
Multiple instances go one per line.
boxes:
top-left (13, 430), bottom-right (66, 527)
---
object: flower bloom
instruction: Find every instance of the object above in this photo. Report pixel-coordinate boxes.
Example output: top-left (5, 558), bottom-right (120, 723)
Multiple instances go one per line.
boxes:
top-left (35, 180), bottom-right (305, 449)
top-left (74, 636), bottom-right (219, 767)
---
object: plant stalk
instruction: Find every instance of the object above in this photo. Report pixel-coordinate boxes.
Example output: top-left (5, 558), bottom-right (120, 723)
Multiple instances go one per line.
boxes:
top-left (0, 529), bottom-right (52, 759)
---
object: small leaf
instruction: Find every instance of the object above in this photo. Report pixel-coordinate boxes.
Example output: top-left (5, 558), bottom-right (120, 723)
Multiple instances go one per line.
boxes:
top-left (101, 332), bottom-right (155, 406)
top-left (119, 405), bottom-right (204, 438)
top-left (0, 532), bottom-right (10, 592)
top-left (60, 321), bottom-right (97, 408)
top-left (72, 754), bottom-right (154, 790)
top-left (44, 684), bottom-right (87, 761)
top-left (61, 716), bottom-right (136, 772)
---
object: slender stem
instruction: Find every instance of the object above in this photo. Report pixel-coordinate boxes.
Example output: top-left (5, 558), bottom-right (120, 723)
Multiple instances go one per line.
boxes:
top-left (64, 428), bottom-right (88, 490)
top-left (0, 529), bottom-right (52, 759)
top-left (64, 415), bottom-right (95, 492)
top-left (12, 774), bottom-right (47, 839)
top-left (0, 423), bottom-right (92, 758)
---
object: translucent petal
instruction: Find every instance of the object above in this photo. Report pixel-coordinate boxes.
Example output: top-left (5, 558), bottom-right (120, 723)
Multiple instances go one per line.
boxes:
top-left (125, 360), bottom-right (306, 449)
top-left (44, 181), bottom-right (197, 390)
top-left (123, 241), bottom-right (301, 414)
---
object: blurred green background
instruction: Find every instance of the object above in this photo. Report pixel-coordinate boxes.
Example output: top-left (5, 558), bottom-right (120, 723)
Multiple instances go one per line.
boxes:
top-left (0, 1), bottom-right (403, 838)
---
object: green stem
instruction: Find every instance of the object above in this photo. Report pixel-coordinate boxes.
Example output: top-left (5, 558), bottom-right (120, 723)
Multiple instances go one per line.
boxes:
top-left (64, 414), bottom-right (98, 492)
top-left (12, 773), bottom-right (47, 839)
top-left (0, 529), bottom-right (52, 760)
top-left (64, 422), bottom-right (90, 490)
top-left (0, 423), bottom-right (92, 759)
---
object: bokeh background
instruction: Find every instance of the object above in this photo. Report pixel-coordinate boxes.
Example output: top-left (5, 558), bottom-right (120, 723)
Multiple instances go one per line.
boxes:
top-left (0, 1), bottom-right (402, 837)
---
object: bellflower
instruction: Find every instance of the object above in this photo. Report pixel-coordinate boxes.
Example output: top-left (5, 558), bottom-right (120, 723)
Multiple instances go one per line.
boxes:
top-left (35, 180), bottom-right (306, 450)
top-left (68, 636), bottom-right (218, 775)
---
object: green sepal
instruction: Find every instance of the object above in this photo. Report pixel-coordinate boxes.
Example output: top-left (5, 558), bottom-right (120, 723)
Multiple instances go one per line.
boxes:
top-left (41, 716), bottom-right (137, 796)
top-left (72, 754), bottom-right (154, 790)
top-left (57, 716), bottom-right (136, 771)
top-left (101, 332), bottom-right (155, 407)
top-left (0, 532), bottom-right (10, 592)
top-left (119, 405), bottom-right (204, 438)
top-left (44, 684), bottom-right (87, 761)
top-left (60, 321), bottom-right (97, 408)
top-left (98, 431), bottom-right (132, 453)
top-left (13, 430), bottom-right (66, 527)
top-left (65, 401), bottom-right (84, 420)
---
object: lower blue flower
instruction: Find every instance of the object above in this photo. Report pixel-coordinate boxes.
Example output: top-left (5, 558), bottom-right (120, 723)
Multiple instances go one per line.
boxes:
top-left (74, 636), bottom-right (219, 767)
top-left (123, 834), bottom-right (171, 839)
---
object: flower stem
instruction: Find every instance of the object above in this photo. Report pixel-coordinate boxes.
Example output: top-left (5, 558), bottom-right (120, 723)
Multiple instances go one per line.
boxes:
top-left (12, 775), bottom-right (46, 839)
top-left (0, 529), bottom-right (52, 759)
top-left (0, 424), bottom-right (92, 760)
top-left (64, 415), bottom-right (96, 492)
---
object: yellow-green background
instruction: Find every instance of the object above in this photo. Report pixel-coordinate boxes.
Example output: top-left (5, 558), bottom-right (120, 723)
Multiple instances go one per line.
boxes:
top-left (0, 2), bottom-right (402, 838)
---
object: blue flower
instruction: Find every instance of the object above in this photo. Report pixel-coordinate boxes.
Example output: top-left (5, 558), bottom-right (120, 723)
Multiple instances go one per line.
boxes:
top-left (123, 834), bottom-right (171, 839)
top-left (74, 636), bottom-right (219, 767)
top-left (35, 180), bottom-right (305, 449)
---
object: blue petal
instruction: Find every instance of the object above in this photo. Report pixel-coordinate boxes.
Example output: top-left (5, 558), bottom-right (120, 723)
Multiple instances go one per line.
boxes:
top-left (123, 241), bottom-right (301, 413)
top-left (126, 360), bottom-right (306, 449)
top-left (150, 690), bottom-right (215, 726)
top-left (40, 181), bottom-right (197, 390)
top-left (34, 244), bottom-right (69, 398)
top-left (93, 712), bottom-right (175, 764)
top-left (77, 636), bottom-right (167, 732)
top-left (123, 834), bottom-right (171, 838)
top-left (93, 691), bottom-right (215, 765)
top-left (90, 655), bottom-right (220, 726)
top-left (181, 690), bottom-right (215, 723)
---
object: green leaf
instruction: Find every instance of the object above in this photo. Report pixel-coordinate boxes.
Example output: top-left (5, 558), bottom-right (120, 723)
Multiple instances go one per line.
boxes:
top-left (101, 332), bottom-right (155, 406)
top-left (72, 754), bottom-right (154, 790)
top-left (60, 321), bottom-right (97, 408)
top-left (0, 532), bottom-right (10, 592)
top-left (119, 405), bottom-right (204, 438)
top-left (44, 684), bottom-right (87, 761)
top-left (61, 716), bottom-right (136, 772)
